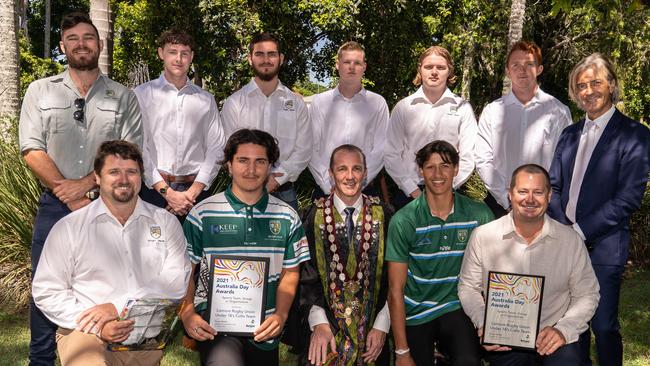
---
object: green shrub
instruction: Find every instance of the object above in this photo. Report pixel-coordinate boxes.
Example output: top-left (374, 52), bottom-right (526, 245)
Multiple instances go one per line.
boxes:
top-left (0, 118), bottom-right (40, 309)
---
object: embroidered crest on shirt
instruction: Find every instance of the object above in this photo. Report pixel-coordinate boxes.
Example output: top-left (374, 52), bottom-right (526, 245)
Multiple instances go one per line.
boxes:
top-left (283, 99), bottom-right (295, 111)
top-left (269, 220), bottom-right (281, 235)
top-left (105, 89), bottom-right (115, 98)
top-left (149, 225), bottom-right (162, 239)
top-left (457, 229), bottom-right (468, 243)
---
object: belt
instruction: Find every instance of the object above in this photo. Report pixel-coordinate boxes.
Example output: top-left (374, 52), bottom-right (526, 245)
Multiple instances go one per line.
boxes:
top-left (276, 182), bottom-right (294, 192)
top-left (159, 172), bottom-right (197, 184)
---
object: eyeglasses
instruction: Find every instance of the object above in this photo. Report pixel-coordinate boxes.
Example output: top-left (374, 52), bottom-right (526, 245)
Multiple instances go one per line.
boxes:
top-left (73, 98), bottom-right (85, 123)
top-left (576, 79), bottom-right (604, 92)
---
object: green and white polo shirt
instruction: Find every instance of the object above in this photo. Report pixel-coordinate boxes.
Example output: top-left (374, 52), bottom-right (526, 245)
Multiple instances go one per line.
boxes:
top-left (183, 187), bottom-right (310, 348)
top-left (386, 192), bottom-right (493, 326)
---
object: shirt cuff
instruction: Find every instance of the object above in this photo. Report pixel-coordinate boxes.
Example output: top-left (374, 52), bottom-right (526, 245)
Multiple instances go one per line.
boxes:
top-left (401, 180), bottom-right (419, 197)
top-left (194, 170), bottom-right (214, 189)
top-left (572, 223), bottom-right (586, 241)
top-left (371, 302), bottom-right (390, 333)
top-left (272, 166), bottom-right (290, 186)
top-left (308, 305), bottom-right (330, 330)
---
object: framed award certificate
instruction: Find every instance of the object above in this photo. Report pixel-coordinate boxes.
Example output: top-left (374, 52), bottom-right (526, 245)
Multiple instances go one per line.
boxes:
top-left (482, 271), bottom-right (545, 351)
top-left (206, 255), bottom-right (270, 336)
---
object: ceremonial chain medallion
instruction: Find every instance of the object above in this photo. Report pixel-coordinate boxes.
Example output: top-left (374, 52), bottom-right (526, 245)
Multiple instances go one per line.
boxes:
top-left (322, 196), bottom-right (376, 328)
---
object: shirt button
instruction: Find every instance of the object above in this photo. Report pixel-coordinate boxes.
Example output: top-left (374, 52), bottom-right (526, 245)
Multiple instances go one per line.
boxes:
top-left (248, 228), bottom-right (252, 232)
top-left (79, 145), bottom-right (84, 149)
top-left (443, 235), bottom-right (448, 239)
top-left (78, 160), bottom-right (83, 164)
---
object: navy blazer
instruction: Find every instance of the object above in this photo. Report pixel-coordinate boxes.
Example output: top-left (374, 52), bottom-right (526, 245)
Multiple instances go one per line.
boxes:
top-left (548, 109), bottom-right (650, 266)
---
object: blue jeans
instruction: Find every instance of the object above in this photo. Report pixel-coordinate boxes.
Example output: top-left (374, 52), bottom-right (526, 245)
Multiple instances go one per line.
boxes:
top-left (30, 191), bottom-right (71, 366)
top-left (487, 341), bottom-right (581, 366)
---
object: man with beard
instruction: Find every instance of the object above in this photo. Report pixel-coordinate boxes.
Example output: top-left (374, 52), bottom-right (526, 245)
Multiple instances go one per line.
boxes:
top-left (19, 12), bottom-right (142, 365)
top-left (135, 29), bottom-right (225, 220)
top-left (458, 164), bottom-right (600, 365)
top-left (300, 144), bottom-right (391, 366)
top-left (221, 32), bottom-right (310, 210)
top-left (32, 140), bottom-right (190, 366)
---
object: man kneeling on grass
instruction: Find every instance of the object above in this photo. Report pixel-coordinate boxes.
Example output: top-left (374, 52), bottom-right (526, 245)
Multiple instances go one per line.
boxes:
top-left (32, 140), bottom-right (191, 366)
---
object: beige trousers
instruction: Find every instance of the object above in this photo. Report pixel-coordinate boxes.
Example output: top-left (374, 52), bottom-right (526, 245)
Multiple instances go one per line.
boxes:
top-left (56, 328), bottom-right (163, 366)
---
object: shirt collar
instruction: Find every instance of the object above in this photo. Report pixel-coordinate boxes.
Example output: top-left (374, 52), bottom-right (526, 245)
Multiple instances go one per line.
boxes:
top-left (90, 197), bottom-right (153, 223)
top-left (62, 68), bottom-right (105, 97)
top-left (244, 78), bottom-right (288, 97)
top-left (333, 85), bottom-right (367, 101)
top-left (417, 191), bottom-right (456, 220)
top-left (332, 193), bottom-right (363, 217)
top-left (411, 87), bottom-right (458, 106)
top-left (586, 105), bottom-right (616, 127)
top-left (158, 73), bottom-right (192, 92)
top-left (501, 213), bottom-right (557, 243)
top-left (225, 185), bottom-right (269, 213)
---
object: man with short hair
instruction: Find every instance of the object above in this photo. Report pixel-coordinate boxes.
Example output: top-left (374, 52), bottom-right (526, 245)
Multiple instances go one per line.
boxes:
top-left (19, 12), bottom-right (142, 365)
top-left (548, 53), bottom-right (650, 366)
top-left (459, 164), bottom-right (600, 365)
top-left (221, 33), bottom-right (311, 210)
top-left (475, 41), bottom-right (572, 217)
top-left (301, 144), bottom-right (391, 366)
top-left (386, 140), bottom-right (493, 366)
top-left (32, 140), bottom-right (190, 366)
top-left (135, 28), bottom-right (225, 219)
top-left (180, 129), bottom-right (311, 366)
top-left (385, 46), bottom-right (477, 210)
top-left (308, 42), bottom-right (389, 198)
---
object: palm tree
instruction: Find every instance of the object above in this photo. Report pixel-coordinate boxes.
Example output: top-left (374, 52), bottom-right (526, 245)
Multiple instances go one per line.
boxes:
top-left (90, 0), bottom-right (113, 76)
top-left (502, 0), bottom-right (526, 95)
top-left (0, 0), bottom-right (20, 123)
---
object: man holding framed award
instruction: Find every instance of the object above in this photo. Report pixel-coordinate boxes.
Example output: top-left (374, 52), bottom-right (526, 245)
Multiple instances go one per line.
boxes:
top-left (458, 164), bottom-right (600, 365)
top-left (32, 140), bottom-right (191, 366)
top-left (300, 144), bottom-right (392, 366)
top-left (180, 129), bottom-right (311, 366)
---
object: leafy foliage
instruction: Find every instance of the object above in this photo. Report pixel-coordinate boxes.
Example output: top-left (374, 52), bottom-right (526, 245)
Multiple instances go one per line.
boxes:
top-left (0, 119), bottom-right (40, 309)
top-left (18, 34), bottom-right (63, 98)
top-left (26, 0), bottom-right (90, 59)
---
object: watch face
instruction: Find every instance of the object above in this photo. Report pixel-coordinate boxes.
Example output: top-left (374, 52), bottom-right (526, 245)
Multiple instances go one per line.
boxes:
top-left (159, 186), bottom-right (167, 195)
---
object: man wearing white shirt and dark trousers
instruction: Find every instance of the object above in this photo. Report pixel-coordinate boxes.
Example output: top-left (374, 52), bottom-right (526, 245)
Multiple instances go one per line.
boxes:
top-left (135, 29), bottom-right (225, 220)
top-left (308, 41), bottom-right (389, 199)
top-left (221, 32), bottom-right (310, 210)
top-left (32, 140), bottom-right (191, 366)
top-left (384, 46), bottom-right (478, 210)
top-left (300, 144), bottom-right (391, 366)
top-left (475, 41), bottom-right (571, 218)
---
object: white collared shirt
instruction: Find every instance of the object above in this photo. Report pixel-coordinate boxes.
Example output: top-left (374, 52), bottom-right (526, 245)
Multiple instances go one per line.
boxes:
top-left (134, 75), bottom-right (226, 188)
top-left (458, 214), bottom-right (600, 344)
top-left (308, 193), bottom-right (390, 332)
top-left (308, 86), bottom-right (389, 193)
top-left (566, 105), bottom-right (616, 238)
top-left (32, 198), bottom-right (191, 330)
top-left (475, 88), bottom-right (572, 209)
top-left (385, 87), bottom-right (477, 195)
top-left (221, 79), bottom-right (311, 185)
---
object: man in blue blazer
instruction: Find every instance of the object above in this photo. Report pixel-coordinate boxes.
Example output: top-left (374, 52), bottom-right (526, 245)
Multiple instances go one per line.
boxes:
top-left (548, 53), bottom-right (650, 366)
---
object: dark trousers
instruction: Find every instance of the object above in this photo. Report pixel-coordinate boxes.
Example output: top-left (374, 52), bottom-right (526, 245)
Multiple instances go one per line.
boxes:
top-left (197, 335), bottom-right (279, 366)
top-left (579, 264), bottom-right (624, 366)
top-left (271, 184), bottom-right (299, 211)
top-left (405, 308), bottom-right (481, 366)
top-left (30, 191), bottom-right (71, 366)
top-left (487, 341), bottom-right (581, 366)
top-left (139, 181), bottom-right (212, 223)
top-left (483, 192), bottom-right (509, 218)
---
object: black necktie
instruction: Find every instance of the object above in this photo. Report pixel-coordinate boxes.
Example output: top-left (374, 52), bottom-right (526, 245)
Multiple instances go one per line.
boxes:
top-left (344, 207), bottom-right (355, 242)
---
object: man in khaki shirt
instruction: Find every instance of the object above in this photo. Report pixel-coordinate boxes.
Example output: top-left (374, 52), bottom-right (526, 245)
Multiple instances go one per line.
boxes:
top-left (458, 164), bottom-right (599, 366)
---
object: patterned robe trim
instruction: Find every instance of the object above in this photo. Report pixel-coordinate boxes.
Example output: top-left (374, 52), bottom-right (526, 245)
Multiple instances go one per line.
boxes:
top-left (313, 194), bottom-right (385, 366)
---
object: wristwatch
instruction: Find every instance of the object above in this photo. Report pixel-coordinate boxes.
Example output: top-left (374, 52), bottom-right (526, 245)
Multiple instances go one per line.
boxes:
top-left (158, 185), bottom-right (169, 196)
top-left (85, 189), bottom-right (99, 200)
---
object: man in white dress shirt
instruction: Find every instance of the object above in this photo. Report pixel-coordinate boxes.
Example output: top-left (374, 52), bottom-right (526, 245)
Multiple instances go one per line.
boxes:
top-left (221, 32), bottom-right (311, 210)
top-left (384, 45), bottom-right (477, 210)
top-left (475, 41), bottom-right (571, 217)
top-left (32, 140), bottom-right (191, 366)
top-left (308, 41), bottom-right (389, 198)
top-left (135, 29), bottom-right (225, 220)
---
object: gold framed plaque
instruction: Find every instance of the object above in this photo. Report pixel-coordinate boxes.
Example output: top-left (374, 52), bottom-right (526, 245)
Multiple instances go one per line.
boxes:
top-left (482, 271), bottom-right (545, 351)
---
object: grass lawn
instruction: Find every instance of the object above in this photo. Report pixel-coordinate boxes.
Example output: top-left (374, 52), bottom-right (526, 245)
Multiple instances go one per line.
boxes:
top-left (0, 270), bottom-right (648, 365)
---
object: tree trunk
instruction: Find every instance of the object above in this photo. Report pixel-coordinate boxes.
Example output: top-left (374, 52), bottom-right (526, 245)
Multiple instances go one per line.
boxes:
top-left (0, 0), bottom-right (20, 123)
top-left (461, 40), bottom-right (474, 101)
top-left (502, 0), bottom-right (527, 95)
top-left (90, 0), bottom-right (113, 76)
top-left (16, 0), bottom-right (27, 36)
top-left (44, 0), bottom-right (50, 58)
